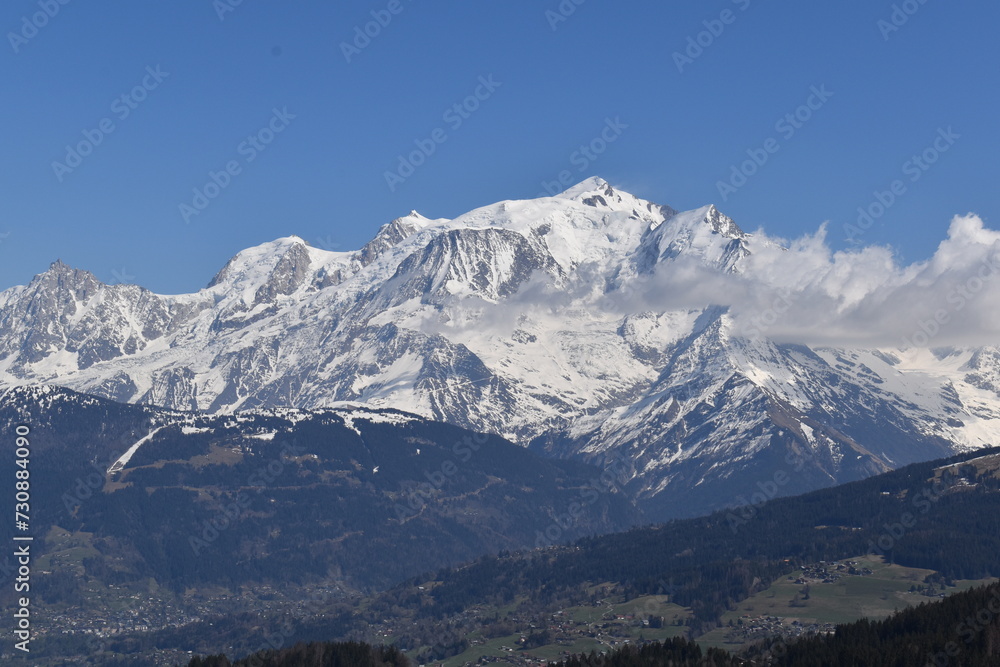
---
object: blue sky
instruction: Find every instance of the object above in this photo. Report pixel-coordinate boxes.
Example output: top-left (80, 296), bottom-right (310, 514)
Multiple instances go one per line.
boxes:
top-left (2, 0), bottom-right (997, 294)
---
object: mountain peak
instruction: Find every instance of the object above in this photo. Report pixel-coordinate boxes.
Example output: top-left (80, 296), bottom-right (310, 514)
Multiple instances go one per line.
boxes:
top-left (556, 176), bottom-right (613, 200)
top-left (357, 210), bottom-right (447, 267)
top-left (33, 259), bottom-right (102, 290)
top-left (268, 235), bottom-right (307, 248)
top-left (550, 177), bottom-right (681, 225)
top-left (702, 204), bottom-right (747, 240)
top-left (207, 236), bottom-right (311, 291)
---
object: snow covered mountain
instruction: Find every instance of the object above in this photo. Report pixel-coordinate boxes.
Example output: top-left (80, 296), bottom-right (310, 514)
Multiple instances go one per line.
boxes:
top-left (1, 177), bottom-right (997, 518)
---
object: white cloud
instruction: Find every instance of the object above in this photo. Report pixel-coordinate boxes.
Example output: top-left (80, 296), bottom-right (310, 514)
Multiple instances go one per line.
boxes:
top-left (703, 213), bottom-right (1000, 347)
top-left (420, 213), bottom-right (1000, 349)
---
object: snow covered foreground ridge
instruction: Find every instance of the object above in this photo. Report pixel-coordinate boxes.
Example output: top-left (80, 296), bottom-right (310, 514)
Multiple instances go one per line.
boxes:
top-left (1, 176), bottom-right (998, 516)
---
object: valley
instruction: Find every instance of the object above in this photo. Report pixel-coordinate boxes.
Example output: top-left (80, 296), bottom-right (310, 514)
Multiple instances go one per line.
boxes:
top-left (9, 441), bottom-right (998, 664)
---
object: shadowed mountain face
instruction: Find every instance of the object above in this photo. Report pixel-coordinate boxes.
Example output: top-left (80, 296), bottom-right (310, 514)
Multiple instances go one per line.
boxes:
top-left (0, 178), bottom-right (992, 517)
top-left (0, 386), bottom-right (639, 596)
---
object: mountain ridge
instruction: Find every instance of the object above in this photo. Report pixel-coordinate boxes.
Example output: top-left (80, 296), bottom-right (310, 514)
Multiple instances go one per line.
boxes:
top-left (1, 177), bottom-right (997, 517)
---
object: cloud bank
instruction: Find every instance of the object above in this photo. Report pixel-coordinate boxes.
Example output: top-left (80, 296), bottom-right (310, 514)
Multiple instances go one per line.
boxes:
top-left (422, 213), bottom-right (1000, 349)
top-left (625, 213), bottom-right (1000, 347)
